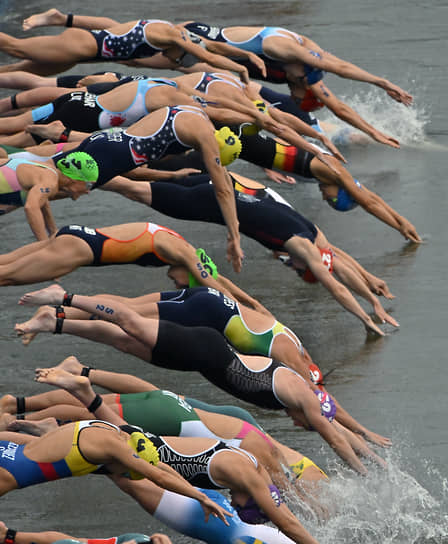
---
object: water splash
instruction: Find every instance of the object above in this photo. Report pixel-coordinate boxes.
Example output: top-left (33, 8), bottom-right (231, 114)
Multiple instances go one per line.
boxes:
top-left (285, 445), bottom-right (447, 544)
top-left (319, 89), bottom-right (430, 147)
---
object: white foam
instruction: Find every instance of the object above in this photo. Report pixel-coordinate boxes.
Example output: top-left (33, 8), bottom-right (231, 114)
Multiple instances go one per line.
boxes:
top-left (286, 443), bottom-right (448, 543)
top-left (319, 89), bottom-right (430, 147)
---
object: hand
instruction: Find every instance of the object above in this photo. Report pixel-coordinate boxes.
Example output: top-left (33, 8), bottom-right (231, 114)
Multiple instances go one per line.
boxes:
top-left (264, 168), bottom-right (296, 185)
top-left (148, 534), bottom-right (173, 544)
top-left (361, 429), bottom-right (392, 448)
top-left (199, 495), bottom-right (233, 525)
top-left (227, 236), bottom-right (244, 273)
top-left (172, 167), bottom-right (202, 178)
top-left (319, 135), bottom-right (347, 163)
top-left (382, 81), bottom-right (413, 106)
top-left (249, 53), bottom-right (267, 78)
top-left (399, 220), bottom-right (423, 243)
top-left (373, 300), bottom-right (399, 328)
top-left (364, 318), bottom-right (385, 337)
top-left (372, 130), bottom-right (400, 149)
top-left (368, 276), bottom-right (395, 299)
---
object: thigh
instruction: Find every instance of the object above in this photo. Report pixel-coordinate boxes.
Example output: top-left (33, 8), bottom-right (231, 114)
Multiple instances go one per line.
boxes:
top-left (0, 235), bottom-right (93, 284)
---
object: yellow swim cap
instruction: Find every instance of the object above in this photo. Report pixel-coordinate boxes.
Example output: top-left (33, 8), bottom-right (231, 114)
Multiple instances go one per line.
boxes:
top-left (214, 126), bottom-right (242, 166)
top-left (127, 431), bottom-right (159, 480)
top-left (241, 100), bottom-right (269, 136)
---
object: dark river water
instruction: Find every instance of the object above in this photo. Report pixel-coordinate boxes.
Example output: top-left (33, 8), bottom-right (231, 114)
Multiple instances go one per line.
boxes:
top-left (1, 0), bottom-right (447, 542)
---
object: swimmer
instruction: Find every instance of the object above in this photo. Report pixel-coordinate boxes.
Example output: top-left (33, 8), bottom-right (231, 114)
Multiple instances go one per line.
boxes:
top-left (0, 221), bottom-right (268, 315)
top-left (16, 285), bottom-right (389, 474)
top-left (0, 417), bottom-right (230, 523)
top-left (178, 134), bottom-right (422, 242)
top-left (179, 22), bottom-right (412, 108)
top-left (0, 14), bottom-right (256, 84)
top-left (20, 366), bottom-right (322, 544)
top-left (0, 155), bottom-right (88, 239)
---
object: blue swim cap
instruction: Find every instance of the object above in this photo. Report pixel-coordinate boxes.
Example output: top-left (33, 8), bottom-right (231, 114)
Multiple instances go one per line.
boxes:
top-left (327, 187), bottom-right (358, 212)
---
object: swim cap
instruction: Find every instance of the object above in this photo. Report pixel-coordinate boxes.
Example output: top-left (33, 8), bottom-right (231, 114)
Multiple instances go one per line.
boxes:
top-left (241, 100), bottom-right (269, 136)
top-left (126, 429), bottom-right (159, 479)
top-left (188, 248), bottom-right (218, 287)
top-left (236, 484), bottom-right (283, 524)
top-left (300, 88), bottom-right (325, 112)
top-left (327, 187), bottom-right (359, 212)
top-left (303, 51), bottom-right (325, 86)
top-left (301, 248), bottom-right (334, 283)
top-left (214, 127), bottom-right (242, 166)
top-left (56, 151), bottom-right (99, 183)
top-left (309, 363), bottom-right (324, 387)
top-left (314, 390), bottom-right (337, 422)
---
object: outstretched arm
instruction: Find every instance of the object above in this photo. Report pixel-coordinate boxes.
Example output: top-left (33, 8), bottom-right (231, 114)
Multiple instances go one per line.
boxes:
top-left (21, 168), bottom-right (59, 240)
top-left (310, 81), bottom-right (401, 148)
top-left (284, 237), bottom-right (385, 336)
top-left (311, 157), bottom-right (422, 243)
top-left (326, 241), bottom-right (395, 299)
top-left (267, 38), bottom-right (412, 105)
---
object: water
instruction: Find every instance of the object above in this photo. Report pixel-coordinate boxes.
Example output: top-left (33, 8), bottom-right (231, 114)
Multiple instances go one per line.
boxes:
top-left (0, 0), bottom-right (447, 542)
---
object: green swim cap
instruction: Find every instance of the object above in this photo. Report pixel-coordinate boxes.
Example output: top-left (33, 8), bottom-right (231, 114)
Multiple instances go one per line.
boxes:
top-left (214, 126), bottom-right (242, 166)
top-left (189, 248), bottom-right (218, 287)
top-left (56, 151), bottom-right (99, 183)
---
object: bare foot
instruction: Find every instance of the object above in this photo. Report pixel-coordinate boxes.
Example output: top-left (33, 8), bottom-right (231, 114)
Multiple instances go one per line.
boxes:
top-left (0, 394), bottom-right (16, 415)
top-left (22, 8), bottom-right (66, 31)
top-left (15, 306), bottom-right (57, 337)
top-left (7, 417), bottom-right (58, 436)
top-left (35, 367), bottom-right (89, 397)
top-left (54, 355), bottom-right (84, 376)
top-left (0, 413), bottom-right (15, 431)
top-left (19, 305), bottom-right (54, 345)
top-left (25, 120), bottom-right (66, 142)
top-left (19, 283), bottom-right (66, 307)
